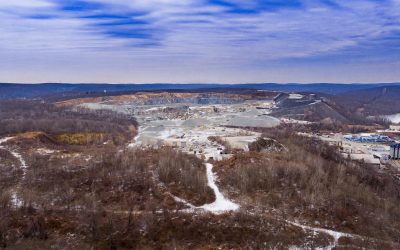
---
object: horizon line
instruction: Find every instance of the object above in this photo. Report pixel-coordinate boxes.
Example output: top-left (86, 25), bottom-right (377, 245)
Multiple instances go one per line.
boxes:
top-left (1, 82), bottom-right (400, 85)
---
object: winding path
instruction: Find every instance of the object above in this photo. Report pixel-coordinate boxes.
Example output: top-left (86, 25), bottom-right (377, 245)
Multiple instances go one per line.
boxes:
top-left (287, 221), bottom-right (357, 250)
top-left (173, 163), bottom-right (239, 214)
top-left (0, 137), bottom-right (27, 207)
top-left (200, 163), bottom-right (239, 213)
top-left (128, 126), bottom-right (240, 214)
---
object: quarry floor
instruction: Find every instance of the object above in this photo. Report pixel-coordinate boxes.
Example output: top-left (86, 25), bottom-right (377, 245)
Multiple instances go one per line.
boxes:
top-left (82, 101), bottom-right (281, 160)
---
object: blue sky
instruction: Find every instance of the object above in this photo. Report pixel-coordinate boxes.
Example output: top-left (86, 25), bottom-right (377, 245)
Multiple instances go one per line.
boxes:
top-left (0, 0), bottom-right (399, 83)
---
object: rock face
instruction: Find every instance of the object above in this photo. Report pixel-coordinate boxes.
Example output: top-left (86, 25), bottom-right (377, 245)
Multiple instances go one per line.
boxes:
top-left (56, 92), bottom-right (270, 107)
top-left (126, 93), bottom-right (246, 105)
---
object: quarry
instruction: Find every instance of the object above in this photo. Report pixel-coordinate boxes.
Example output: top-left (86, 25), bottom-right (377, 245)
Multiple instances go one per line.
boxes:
top-left (77, 91), bottom-right (400, 166)
top-left (80, 96), bottom-right (280, 160)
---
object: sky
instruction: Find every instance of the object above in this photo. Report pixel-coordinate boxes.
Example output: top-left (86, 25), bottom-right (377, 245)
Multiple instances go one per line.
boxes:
top-left (1, 0), bottom-right (400, 84)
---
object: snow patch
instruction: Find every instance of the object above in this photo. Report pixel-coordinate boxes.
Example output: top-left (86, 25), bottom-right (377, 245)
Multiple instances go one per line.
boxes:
top-left (200, 163), bottom-right (239, 213)
top-left (11, 192), bottom-right (23, 208)
top-left (172, 196), bottom-right (196, 209)
top-left (36, 148), bottom-right (56, 155)
top-left (288, 93), bottom-right (304, 100)
top-left (128, 125), bottom-right (149, 147)
top-left (308, 100), bottom-right (322, 106)
top-left (288, 221), bottom-right (354, 250)
top-left (9, 151), bottom-right (28, 176)
top-left (0, 137), bottom-right (14, 145)
top-left (384, 113), bottom-right (400, 124)
top-left (281, 118), bottom-right (313, 125)
top-left (0, 137), bottom-right (27, 177)
top-left (173, 163), bottom-right (239, 214)
top-left (1, 137), bottom-right (26, 208)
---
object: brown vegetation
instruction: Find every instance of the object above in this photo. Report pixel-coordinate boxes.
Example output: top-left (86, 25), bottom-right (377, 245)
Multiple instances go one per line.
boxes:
top-left (0, 204), bottom-right (335, 249)
top-left (0, 100), bottom-right (137, 145)
top-left (156, 149), bottom-right (214, 205)
top-left (6, 147), bottom-right (212, 212)
top-left (53, 132), bottom-right (106, 145)
top-left (0, 143), bottom-right (218, 248)
top-left (248, 137), bottom-right (286, 152)
top-left (207, 136), bottom-right (232, 154)
top-left (337, 86), bottom-right (400, 116)
top-left (214, 128), bottom-right (400, 243)
top-left (1, 96), bottom-right (400, 249)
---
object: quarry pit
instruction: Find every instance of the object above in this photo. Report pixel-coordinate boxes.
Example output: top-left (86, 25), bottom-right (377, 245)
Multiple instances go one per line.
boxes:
top-left (79, 92), bottom-right (281, 160)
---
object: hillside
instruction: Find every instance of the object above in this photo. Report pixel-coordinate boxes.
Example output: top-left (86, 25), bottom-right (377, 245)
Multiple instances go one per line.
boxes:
top-left (270, 92), bottom-right (377, 125)
top-left (1, 116), bottom-right (399, 249)
top-left (336, 86), bottom-right (400, 116)
top-left (2, 83), bottom-right (400, 100)
top-left (1, 93), bottom-right (400, 249)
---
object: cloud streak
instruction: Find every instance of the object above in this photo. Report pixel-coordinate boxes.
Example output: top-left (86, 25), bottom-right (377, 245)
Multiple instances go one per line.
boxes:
top-left (0, 0), bottom-right (400, 83)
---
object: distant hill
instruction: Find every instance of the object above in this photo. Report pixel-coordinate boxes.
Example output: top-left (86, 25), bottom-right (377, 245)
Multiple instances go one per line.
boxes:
top-left (1, 83), bottom-right (400, 100)
top-left (239, 83), bottom-right (400, 94)
top-left (269, 85), bottom-right (400, 124)
top-left (333, 85), bottom-right (400, 116)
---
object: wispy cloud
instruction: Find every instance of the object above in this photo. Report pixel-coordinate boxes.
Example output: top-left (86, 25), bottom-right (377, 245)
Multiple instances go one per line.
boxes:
top-left (0, 0), bottom-right (399, 83)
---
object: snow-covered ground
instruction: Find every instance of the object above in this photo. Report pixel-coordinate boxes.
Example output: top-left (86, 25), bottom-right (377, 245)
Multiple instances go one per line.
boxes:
top-left (281, 118), bottom-right (313, 125)
top-left (11, 193), bottom-right (23, 208)
top-left (288, 221), bottom-right (356, 250)
top-left (384, 113), bottom-right (400, 124)
top-left (128, 125), bottom-right (149, 148)
top-left (0, 137), bottom-right (28, 179)
top-left (36, 148), bottom-right (57, 155)
top-left (289, 93), bottom-right (304, 99)
top-left (173, 163), bottom-right (239, 214)
top-left (0, 137), bottom-right (14, 145)
top-left (199, 163), bottom-right (239, 213)
top-left (9, 150), bottom-right (28, 179)
top-left (0, 137), bottom-right (26, 208)
top-left (308, 100), bottom-right (322, 106)
top-left (172, 196), bottom-right (196, 210)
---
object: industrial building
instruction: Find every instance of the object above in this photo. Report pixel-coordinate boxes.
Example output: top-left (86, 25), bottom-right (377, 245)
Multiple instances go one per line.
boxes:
top-left (390, 144), bottom-right (400, 160)
top-left (344, 134), bottom-right (394, 143)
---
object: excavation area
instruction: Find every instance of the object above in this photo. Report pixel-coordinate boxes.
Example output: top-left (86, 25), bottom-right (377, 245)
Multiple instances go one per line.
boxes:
top-left (79, 93), bottom-right (280, 161)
